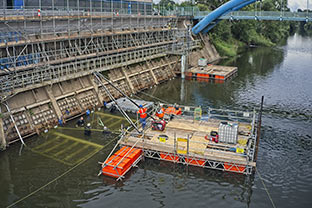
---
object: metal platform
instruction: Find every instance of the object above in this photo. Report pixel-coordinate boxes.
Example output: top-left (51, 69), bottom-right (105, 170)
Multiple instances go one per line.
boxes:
top-left (100, 103), bottom-right (259, 178)
top-left (186, 65), bottom-right (238, 81)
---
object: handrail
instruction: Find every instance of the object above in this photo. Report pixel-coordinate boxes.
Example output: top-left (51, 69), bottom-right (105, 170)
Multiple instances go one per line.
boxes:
top-left (0, 102), bottom-right (25, 146)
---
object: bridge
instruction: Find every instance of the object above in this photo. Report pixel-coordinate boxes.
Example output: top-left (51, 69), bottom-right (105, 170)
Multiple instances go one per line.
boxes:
top-left (192, 11), bottom-right (311, 22)
top-left (189, 0), bottom-right (311, 35)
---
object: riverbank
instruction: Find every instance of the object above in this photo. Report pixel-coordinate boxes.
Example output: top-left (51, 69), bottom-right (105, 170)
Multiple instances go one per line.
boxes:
top-left (209, 20), bottom-right (290, 57)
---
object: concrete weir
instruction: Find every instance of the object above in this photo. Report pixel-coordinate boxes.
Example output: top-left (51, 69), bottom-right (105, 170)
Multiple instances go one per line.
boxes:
top-left (0, 3), bottom-right (220, 149)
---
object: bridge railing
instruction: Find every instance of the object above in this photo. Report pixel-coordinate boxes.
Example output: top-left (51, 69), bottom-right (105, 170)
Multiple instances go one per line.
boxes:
top-left (194, 10), bottom-right (312, 20)
top-left (0, 3), bottom-right (155, 19)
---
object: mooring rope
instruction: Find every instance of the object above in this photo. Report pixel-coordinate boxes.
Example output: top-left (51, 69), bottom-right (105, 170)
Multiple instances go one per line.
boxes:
top-left (256, 168), bottom-right (277, 208)
top-left (6, 134), bottom-right (121, 208)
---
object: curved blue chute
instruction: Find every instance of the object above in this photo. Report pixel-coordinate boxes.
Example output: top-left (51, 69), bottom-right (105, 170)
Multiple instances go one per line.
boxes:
top-left (192, 0), bottom-right (257, 35)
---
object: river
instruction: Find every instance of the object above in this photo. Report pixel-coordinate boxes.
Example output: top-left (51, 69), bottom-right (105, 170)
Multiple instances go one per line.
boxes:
top-left (0, 33), bottom-right (311, 208)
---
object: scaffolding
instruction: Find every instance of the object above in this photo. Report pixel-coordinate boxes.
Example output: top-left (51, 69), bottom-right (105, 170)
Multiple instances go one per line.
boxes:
top-left (0, 1), bottom-right (201, 103)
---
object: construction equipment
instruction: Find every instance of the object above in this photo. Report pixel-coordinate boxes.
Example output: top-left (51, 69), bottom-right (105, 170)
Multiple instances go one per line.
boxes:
top-left (95, 72), bottom-right (156, 121)
top-left (94, 72), bottom-right (140, 133)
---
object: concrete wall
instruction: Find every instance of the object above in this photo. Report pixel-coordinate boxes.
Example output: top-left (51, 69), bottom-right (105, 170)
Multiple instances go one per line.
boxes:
top-left (1, 55), bottom-right (179, 147)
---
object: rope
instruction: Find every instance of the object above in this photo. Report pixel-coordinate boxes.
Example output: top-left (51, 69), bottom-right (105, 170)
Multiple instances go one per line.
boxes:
top-left (256, 168), bottom-right (277, 208)
top-left (136, 90), bottom-right (170, 104)
top-left (6, 134), bottom-right (121, 208)
top-left (57, 126), bottom-right (120, 134)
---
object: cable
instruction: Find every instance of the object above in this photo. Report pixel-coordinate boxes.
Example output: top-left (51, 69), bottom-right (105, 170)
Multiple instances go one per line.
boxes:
top-left (256, 168), bottom-right (277, 208)
top-left (136, 90), bottom-right (170, 104)
top-left (6, 134), bottom-right (121, 208)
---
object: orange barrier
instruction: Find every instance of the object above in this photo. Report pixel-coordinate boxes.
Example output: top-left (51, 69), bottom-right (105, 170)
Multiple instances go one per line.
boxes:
top-left (185, 158), bottom-right (206, 166)
top-left (224, 162), bottom-right (246, 173)
top-left (102, 146), bottom-right (142, 178)
top-left (160, 153), bottom-right (179, 161)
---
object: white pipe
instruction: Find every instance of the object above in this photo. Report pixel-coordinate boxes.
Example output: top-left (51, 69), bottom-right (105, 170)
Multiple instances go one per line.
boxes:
top-left (181, 54), bottom-right (186, 79)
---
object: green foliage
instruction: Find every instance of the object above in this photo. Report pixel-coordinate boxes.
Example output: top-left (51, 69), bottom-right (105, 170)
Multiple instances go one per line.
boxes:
top-left (158, 0), bottom-right (176, 10)
top-left (300, 22), bottom-right (312, 35)
top-left (180, 1), bottom-right (193, 7)
top-left (197, 3), bottom-right (210, 11)
top-left (154, 0), bottom-right (304, 55)
top-left (208, 0), bottom-right (293, 56)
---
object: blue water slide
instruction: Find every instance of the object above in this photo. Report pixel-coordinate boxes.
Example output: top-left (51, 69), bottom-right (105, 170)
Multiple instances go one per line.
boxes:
top-left (192, 0), bottom-right (257, 35)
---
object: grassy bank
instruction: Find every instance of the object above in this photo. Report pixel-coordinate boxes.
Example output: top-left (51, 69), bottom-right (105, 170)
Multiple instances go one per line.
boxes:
top-left (211, 38), bottom-right (243, 57)
top-left (208, 18), bottom-right (288, 57)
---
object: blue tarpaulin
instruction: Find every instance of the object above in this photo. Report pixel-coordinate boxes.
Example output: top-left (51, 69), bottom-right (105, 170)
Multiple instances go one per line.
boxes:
top-left (14, 0), bottom-right (24, 9)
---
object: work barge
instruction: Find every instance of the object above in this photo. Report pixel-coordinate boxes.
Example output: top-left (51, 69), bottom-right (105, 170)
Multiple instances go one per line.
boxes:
top-left (100, 103), bottom-right (260, 180)
top-left (0, 1), bottom-right (223, 149)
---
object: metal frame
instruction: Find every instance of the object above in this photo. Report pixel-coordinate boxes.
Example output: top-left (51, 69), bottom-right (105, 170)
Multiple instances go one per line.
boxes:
top-left (143, 149), bottom-right (253, 175)
top-left (115, 104), bottom-right (258, 176)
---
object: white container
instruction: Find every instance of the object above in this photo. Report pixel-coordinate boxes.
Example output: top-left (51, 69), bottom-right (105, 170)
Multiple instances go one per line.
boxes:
top-left (218, 123), bottom-right (238, 144)
top-left (198, 58), bottom-right (207, 67)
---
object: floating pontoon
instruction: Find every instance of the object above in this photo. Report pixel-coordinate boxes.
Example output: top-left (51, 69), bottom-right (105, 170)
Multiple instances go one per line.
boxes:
top-left (100, 103), bottom-right (261, 180)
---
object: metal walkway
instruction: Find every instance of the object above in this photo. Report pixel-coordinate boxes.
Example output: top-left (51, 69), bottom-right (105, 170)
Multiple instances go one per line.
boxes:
top-left (188, 0), bottom-right (311, 34)
top-left (194, 11), bottom-right (312, 22)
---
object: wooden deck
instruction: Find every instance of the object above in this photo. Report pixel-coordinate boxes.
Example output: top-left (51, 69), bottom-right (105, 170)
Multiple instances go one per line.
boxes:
top-left (185, 65), bottom-right (238, 81)
top-left (120, 117), bottom-right (255, 167)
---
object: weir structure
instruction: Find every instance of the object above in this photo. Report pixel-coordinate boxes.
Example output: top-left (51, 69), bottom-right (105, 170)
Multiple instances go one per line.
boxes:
top-left (0, 1), bottom-right (221, 149)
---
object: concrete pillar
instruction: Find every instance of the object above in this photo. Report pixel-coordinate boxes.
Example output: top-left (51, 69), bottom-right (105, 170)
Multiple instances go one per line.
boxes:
top-left (25, 107), bottom-right (40, 135)
top-left (162, 57), bottom-right (177, 77)
top-left (121, 67), bottom-right (135, 94)
top-left (145, 61), bottom-right (159, 84)
top-left (88, 75), bottom-right (104, 105)
top-left (160, 58), bottom-right (174, 77)
top-left (180, 78), bottom-right (185, 102)
top-left (45, 86), bottom-right (62, 120)
top-left (74, 92), bottom-right (84, 112)
top-left (0, 112), bottom-right (6, 150)
top-left (181, 54), bottom-right (186, 79)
